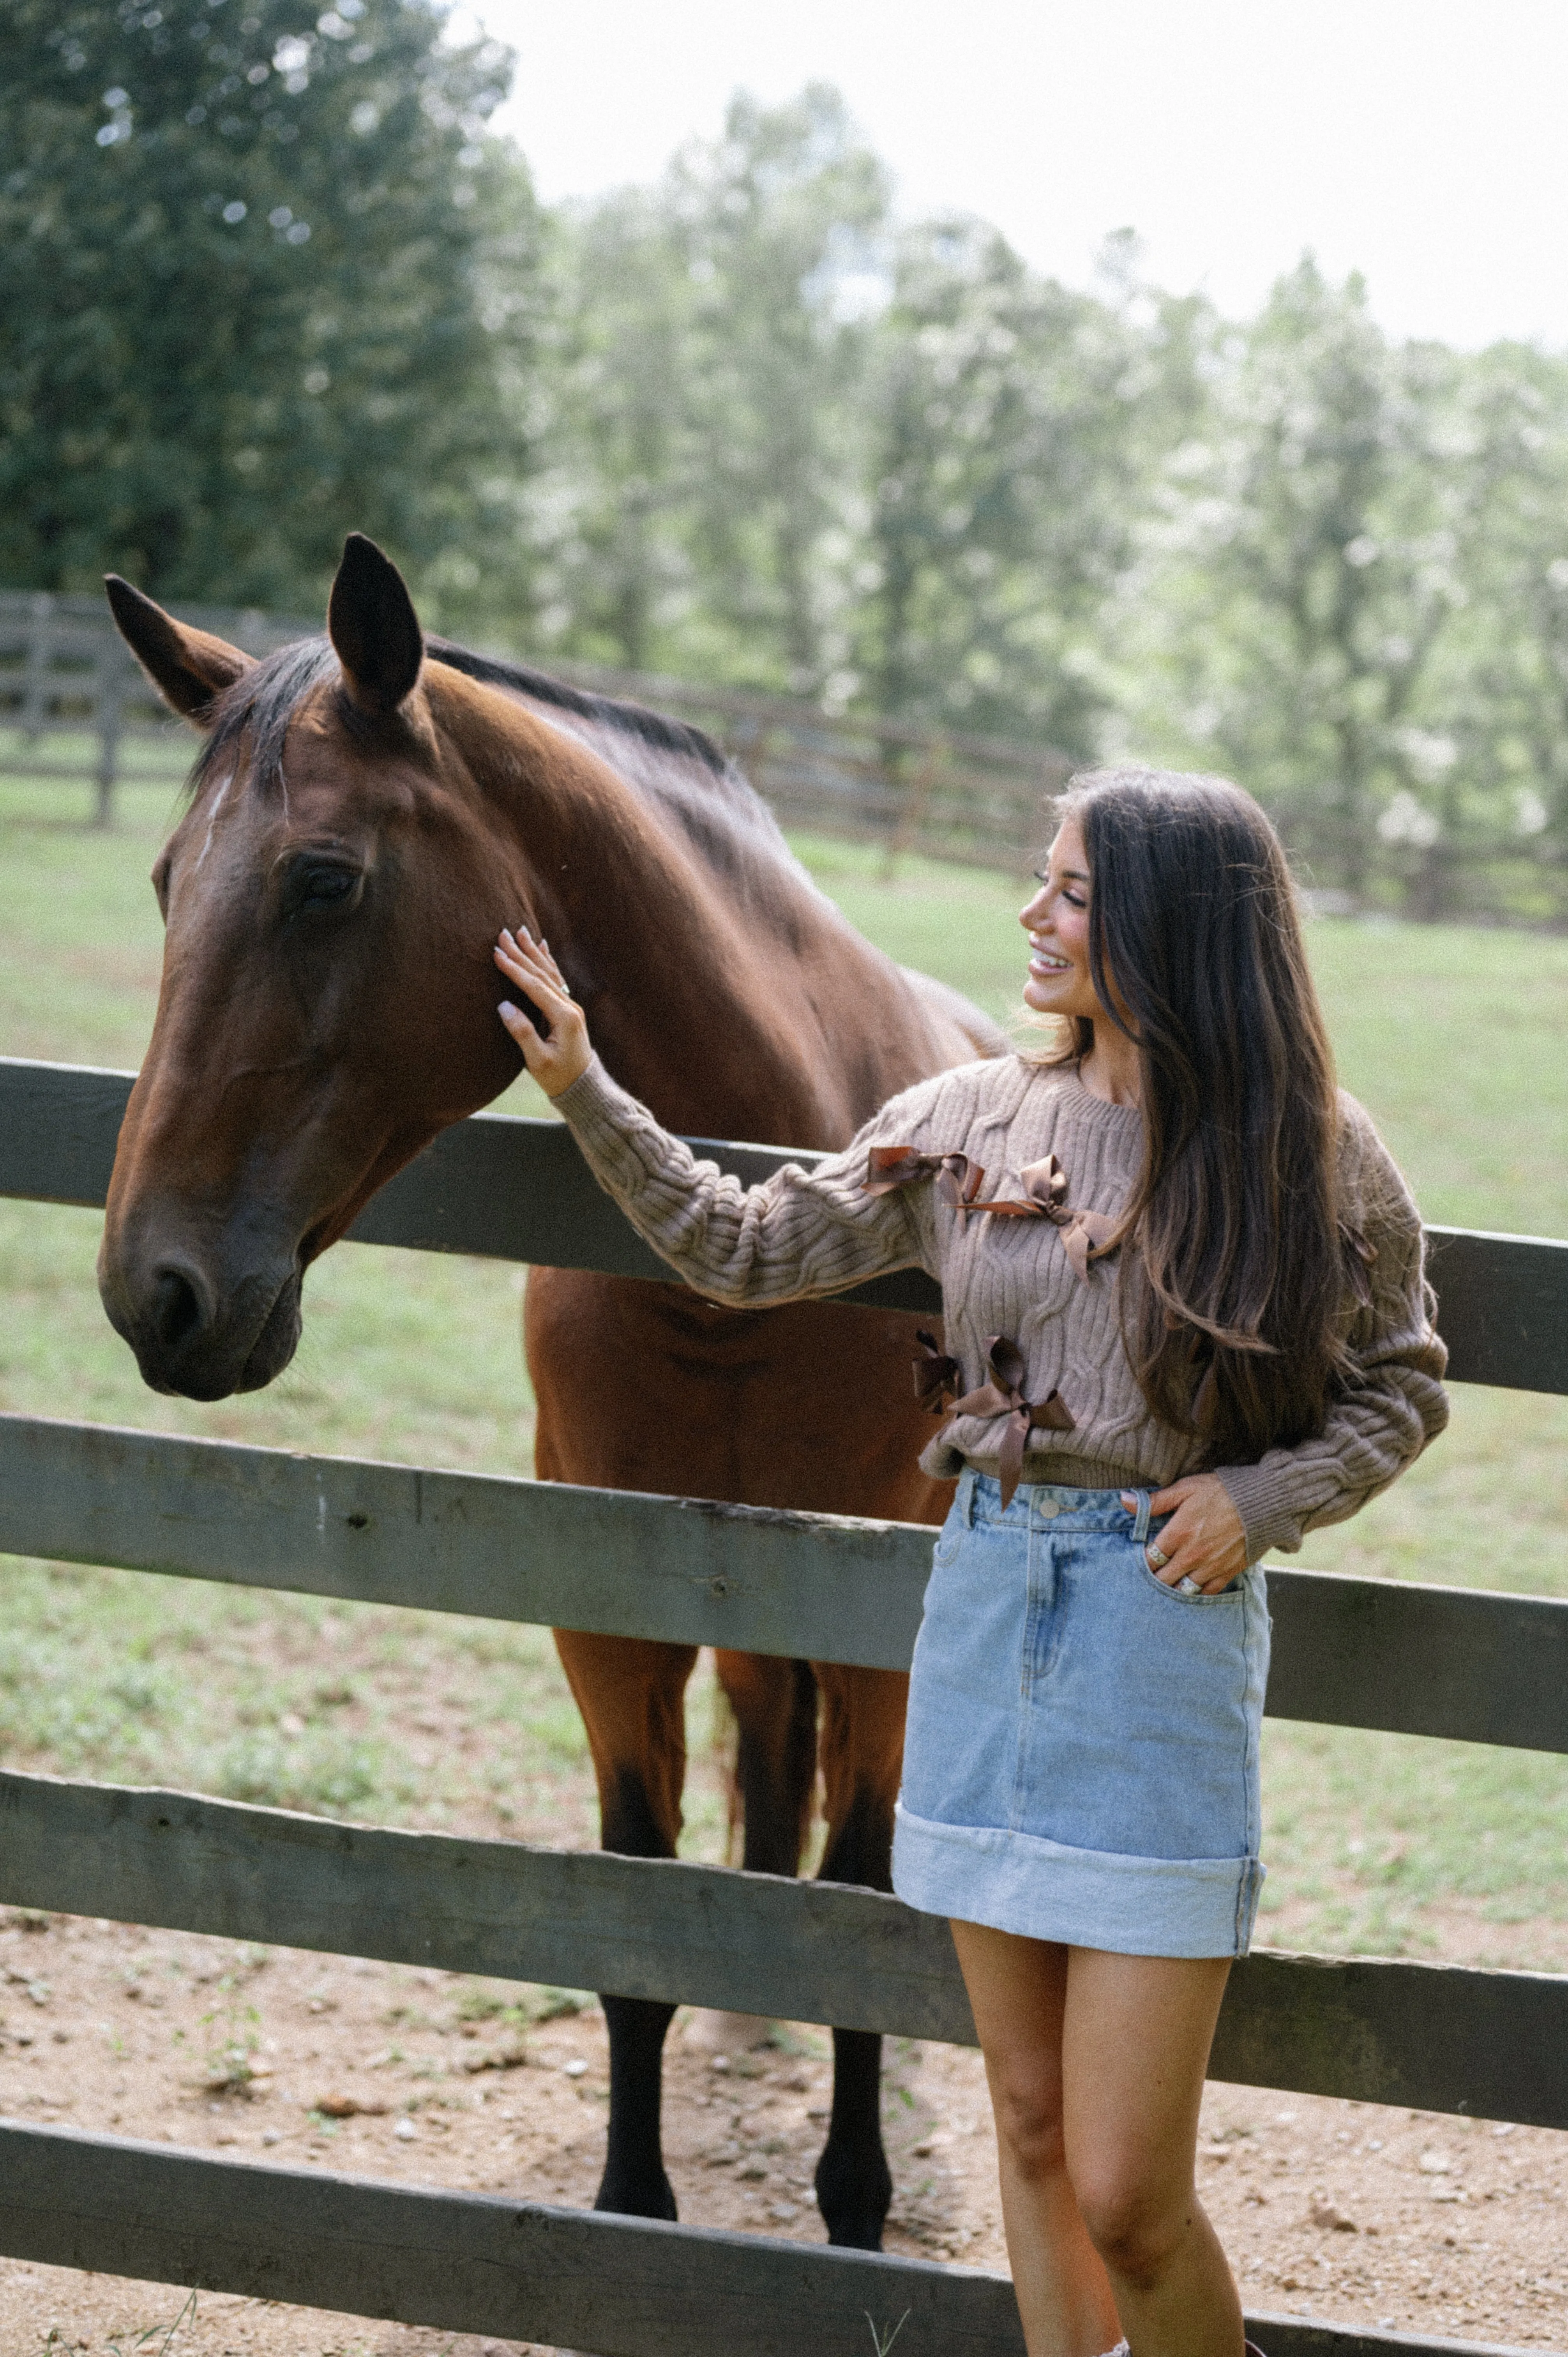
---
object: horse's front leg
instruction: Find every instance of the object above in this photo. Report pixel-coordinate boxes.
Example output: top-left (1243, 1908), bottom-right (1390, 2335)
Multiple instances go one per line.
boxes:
top-left (553, 1627), bottom-right (699, 2221)
top-left (809, 1661), bottom-right (908, 2249)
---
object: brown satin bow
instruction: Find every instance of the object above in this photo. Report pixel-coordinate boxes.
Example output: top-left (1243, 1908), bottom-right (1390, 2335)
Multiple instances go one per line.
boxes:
top-left (866, 1146), bottom-right (984, 1218)
top-left (982, 1153), bottom-right (1121, 1281)
top-left (912, 1329), bottom-right (964, 1413)
top-left (916, 1332), bottom-right (1075, 1509)
top-left (868, 1145), bottom-right (1118, 1281)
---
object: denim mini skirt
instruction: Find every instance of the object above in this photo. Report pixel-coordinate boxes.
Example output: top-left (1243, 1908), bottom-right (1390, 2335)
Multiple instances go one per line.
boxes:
top-left (891, 1470), bottom-right (1271, 1959)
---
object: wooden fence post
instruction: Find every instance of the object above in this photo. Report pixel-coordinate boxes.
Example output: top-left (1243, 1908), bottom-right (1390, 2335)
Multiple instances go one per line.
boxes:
top-left (93, 645), bottom-right (124, 827)
top-left (19, 593), bottom-right (53, 744)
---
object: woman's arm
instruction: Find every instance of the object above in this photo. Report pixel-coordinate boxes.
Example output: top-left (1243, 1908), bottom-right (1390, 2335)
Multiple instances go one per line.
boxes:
top-left (494, 927), bottom-right (937, 1307)
top-left (1208, 1111), bottom-right (1449, 1566)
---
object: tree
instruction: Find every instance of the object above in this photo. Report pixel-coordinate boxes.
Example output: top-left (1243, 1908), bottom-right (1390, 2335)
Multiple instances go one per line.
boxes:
top-left (524, 184), bottom-right (704, 673)
top-left (531, 85), bottom-right (890, 693)
top-left (1425, 339), bottom-right (1568, 908)
top-left (1123, 261), bottom-right (1476, 897)
top-left (672, 85), bottom-right (889, 696)
top-left (854, 222), bottom-right (1179, 755)
top-left (0, 0), bottom-right (542, 620)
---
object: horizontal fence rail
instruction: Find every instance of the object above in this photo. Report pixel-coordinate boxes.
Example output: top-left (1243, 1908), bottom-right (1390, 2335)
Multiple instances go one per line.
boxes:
top-left (5, 2123), bottom-right (1522, 2357)
top-left (4, 1058), bottom-right (1568, 1386)
top-left (3, 1414), bottom-right (1565, 1750)
top-left (4, 1768), bottom-right (1566, 2129)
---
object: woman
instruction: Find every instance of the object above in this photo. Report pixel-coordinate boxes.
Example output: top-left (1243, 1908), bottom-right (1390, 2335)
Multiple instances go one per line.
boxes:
top-left (494, 767), bottom-right (1448, 2357)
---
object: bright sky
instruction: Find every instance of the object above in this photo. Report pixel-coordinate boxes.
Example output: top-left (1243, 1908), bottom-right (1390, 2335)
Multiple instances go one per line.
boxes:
top-left (474, 0), bottom-right (1568, 350)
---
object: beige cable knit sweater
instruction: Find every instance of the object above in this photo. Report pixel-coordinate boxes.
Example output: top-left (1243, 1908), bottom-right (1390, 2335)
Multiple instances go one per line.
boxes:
top-left (553, 1051), bottom-right (1448, 1562)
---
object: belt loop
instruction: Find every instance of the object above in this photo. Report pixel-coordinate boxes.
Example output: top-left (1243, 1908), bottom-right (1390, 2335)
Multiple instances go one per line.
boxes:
top-left (960, 1466), bottom-right (977, 1528)
top-left (1131, 1489), bottom-right (1151, 1544)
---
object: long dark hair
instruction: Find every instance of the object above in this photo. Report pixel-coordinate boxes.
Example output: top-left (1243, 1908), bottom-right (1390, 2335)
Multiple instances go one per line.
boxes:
top-left (1041, 767), bottom-right (1357, 1465)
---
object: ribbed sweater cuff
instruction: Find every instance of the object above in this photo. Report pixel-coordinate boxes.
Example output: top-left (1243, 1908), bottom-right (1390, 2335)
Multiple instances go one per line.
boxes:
top-left (1215, 1462), bottom-right (1305, 1564)
top-left (551, 1054), bottom-right (655, 1199)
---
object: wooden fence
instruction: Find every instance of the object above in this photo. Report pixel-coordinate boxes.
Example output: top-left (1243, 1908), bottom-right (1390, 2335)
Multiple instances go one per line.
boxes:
top-left (0, 592), bottom-right (313, 827)
top-left (0, 1053), bottom-right (1565, 2357)
top-left (0, 591), bottom-right (1066, 867)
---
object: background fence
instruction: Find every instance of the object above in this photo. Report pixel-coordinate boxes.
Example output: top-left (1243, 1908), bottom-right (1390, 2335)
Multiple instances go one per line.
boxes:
top-left (0, 589), bottom-right (1066, 867)
top-left (0, 1053), bottom-right (1565, 2356)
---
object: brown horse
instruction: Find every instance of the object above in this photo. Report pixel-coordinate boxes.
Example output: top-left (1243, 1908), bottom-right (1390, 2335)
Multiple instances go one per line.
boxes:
top-left (98, 534), bottom-right (1003, 2248)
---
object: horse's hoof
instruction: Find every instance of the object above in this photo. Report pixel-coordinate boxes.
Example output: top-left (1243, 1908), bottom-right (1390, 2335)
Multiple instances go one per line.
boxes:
top-left (814, 2147), bottom-right (893, 2251)
top-left (593, 2170), bottom-right (678, 2223)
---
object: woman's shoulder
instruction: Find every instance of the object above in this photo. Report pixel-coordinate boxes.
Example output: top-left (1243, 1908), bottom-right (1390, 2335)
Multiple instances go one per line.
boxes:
top-left (867, 1050), bottom-right (1042, 1148)
top-left (1334, 1087), bottom-right (1421, 1231)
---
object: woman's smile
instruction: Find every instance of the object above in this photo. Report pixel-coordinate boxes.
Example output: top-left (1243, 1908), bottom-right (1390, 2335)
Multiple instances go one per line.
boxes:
top-left (1019, 815), bottom-right (1097, 1019)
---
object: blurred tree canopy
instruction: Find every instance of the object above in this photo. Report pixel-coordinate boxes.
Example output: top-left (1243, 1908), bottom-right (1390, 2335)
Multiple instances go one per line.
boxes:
top-left (4, 23), bottom-right (1568, 910)
top-left (0, 0), bottom-right (539, 611)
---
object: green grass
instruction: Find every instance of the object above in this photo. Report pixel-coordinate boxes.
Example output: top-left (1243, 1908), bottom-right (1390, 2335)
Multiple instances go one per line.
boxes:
top-left (1, 774), bottom-right (1565, 1962)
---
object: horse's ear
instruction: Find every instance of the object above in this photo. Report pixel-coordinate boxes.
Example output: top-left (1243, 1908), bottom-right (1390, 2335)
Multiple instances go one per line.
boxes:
top-left (327, 533), bottom-right (424, 715)
top-left (104, 577), bottom-right (251, 723)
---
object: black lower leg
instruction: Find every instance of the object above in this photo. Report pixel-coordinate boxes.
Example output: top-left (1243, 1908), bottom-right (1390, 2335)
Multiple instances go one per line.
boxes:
top-left (813, 1788), bottom-right (895, 2249)
top-left (595, 1769), bottom-right (680, 2220)
top-left (814, 2026), bottom-right (892, 2248)
top-left (594, 1992), bottom-right (679, 2220)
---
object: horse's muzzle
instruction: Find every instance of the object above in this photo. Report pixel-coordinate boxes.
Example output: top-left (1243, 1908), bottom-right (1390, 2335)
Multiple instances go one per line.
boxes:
top-left (98, 1234), bottom-right (304, 1399)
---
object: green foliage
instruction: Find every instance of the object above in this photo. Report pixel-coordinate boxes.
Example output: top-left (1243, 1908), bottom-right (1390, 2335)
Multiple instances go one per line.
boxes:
top-left (0, 0), bottom-right (542, 614)
top-left (531, 84), bottom-right (888, 691)
top-left (6, 32), bottom-right (1568, 908)
top-left (856, 223), bottom-right (1152, 753)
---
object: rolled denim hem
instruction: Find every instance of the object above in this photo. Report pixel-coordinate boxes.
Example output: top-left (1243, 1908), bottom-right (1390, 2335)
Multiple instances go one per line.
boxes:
top-left (892, 1799), bottom-right (1265, 1960)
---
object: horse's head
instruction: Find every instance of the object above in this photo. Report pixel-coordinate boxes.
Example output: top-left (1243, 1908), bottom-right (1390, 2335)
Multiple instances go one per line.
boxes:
top-left (99, 536), bottom-right (529, 1398)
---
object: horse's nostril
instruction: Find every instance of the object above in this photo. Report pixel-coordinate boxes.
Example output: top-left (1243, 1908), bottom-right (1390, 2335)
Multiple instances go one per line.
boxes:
top-left (151, 1266), bottom-right (206, 1355)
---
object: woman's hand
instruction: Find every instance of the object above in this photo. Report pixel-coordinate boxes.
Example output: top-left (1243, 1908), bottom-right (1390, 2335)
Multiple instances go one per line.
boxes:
top-left (1124, 1474), bottom-right (1248, 1595)
top-left (494, 926), bottom-right (592, 1099)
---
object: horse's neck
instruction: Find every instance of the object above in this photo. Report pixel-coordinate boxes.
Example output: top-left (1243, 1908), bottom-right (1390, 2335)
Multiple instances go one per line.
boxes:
top-left (450, 678), bottom-right (925, 1149)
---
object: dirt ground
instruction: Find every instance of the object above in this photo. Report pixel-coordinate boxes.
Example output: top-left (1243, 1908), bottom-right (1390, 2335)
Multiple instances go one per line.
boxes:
top-left (1, 1909), bottom-right (1565, 2355)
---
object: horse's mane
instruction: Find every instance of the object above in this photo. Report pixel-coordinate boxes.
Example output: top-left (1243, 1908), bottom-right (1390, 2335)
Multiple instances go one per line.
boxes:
top-left (424, 638), bottom-right (730, 776)
top-left (186, 633), bottom-right (816, 904)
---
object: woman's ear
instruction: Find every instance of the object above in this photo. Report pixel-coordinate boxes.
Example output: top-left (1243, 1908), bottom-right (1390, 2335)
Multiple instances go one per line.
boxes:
top-left (104, 577), bottom-right (251, 724)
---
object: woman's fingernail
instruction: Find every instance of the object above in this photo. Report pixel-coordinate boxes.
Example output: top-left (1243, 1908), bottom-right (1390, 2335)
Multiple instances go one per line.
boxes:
top-left (498, 1000), bottom-right (517, 1020)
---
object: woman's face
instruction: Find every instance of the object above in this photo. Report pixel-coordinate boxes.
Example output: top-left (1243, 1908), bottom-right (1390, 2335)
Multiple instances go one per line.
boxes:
top-left (1019, 816), bottom-right (1104, 1022)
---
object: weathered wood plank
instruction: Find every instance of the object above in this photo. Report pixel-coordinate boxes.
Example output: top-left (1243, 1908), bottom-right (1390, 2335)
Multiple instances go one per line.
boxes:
top-left (1263, 1569), bottom-right (1568, 1751)
top-left (0, 1770), bottom-right (971, 2047)
top-left (3, 1414), bottom-right (1565, 1749)
top-left (2, 1769), bottom-right (1565, 2129)
top-left (0, 2125), bottom-right (1532, 2357)
top-left (4, 1057), bottom-right (1567, 1372)
top-left (0, 2121), bottom-right (1023, 2357)
top-left (0, 1412), bottom-right (933, 1675)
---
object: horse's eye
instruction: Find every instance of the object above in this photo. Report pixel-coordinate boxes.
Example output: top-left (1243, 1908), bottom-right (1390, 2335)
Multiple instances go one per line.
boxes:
top-left (292, 862), bottom-right (361, 913)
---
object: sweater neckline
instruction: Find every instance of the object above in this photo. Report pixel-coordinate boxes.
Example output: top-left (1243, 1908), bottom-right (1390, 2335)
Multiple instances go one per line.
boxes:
top-left (1037, 1060), bottom-right (1146, 1133)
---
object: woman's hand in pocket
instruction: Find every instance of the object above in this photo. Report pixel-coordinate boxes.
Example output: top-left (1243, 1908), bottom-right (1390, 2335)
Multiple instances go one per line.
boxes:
top-left (1127, 1474), bottom-right (1248, 1594)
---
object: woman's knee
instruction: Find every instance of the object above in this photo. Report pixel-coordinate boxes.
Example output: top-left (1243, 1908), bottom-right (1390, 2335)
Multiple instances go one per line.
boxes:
top-left (986, 2054), bottom-right (1068, 2182)
top-left (1073, 2166), bottom-right (1194, 2286)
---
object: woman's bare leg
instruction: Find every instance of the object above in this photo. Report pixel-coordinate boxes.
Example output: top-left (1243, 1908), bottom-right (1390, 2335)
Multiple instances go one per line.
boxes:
top-left (950, 1922), bottom-right (1121, 2355)
top-left (951, 1921), bottom-right (1243, 2357)
top-left (1062, 1947), bottom-right (1242, 2357)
